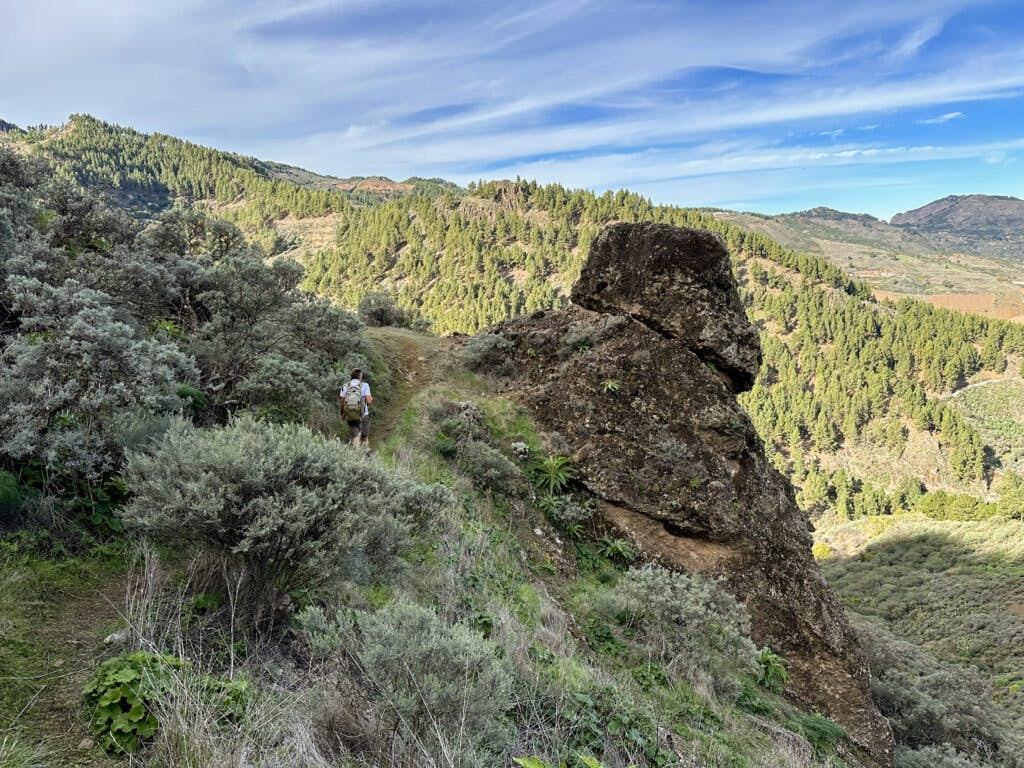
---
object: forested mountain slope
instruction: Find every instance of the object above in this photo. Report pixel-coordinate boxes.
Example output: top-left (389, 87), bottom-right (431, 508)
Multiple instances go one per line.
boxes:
top-left (302, 180), bottom-right (1024, 513)
top-left (5, 114), bottom-right (1022, 514)
top-left (0, 115), bottom-right (460, 253)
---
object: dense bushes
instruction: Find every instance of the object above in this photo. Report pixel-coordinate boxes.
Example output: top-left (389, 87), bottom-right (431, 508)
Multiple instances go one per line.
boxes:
top-left (357, 290), bottom-right (418, 328)
top-left (359, 601), bottom-right (514, 752)
top-left (896, 745), bottom-right (1001, 768)
top-left (853, 614), bottom-right (1017, 765)
top-left (462, 332), bottom-right (514, 374)
top-left (297, 600), bottom-right (513, 763)
top-left (0, 147), bottom-right (370, 515)
top-left (122, 417), bottom-right (450, 618)
top-left (456, 439), bottom-right (524, 495)
top-left (609, 564), bottom-right (758, 696)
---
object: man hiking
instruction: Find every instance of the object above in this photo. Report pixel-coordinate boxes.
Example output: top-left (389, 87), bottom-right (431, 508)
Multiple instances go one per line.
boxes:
top-left (341, 368), bottom-right (373, 452)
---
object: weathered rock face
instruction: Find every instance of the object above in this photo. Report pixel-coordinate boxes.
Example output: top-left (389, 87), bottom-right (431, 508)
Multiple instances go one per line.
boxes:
top-left (497, 222), bottom-right (894, 766)
top-left (571, 225), bottom-right (761, 392)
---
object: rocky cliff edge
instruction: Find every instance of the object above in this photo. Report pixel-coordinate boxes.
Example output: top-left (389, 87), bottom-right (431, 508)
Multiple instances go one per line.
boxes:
top-left (496, 223), bottom-right (895, 766)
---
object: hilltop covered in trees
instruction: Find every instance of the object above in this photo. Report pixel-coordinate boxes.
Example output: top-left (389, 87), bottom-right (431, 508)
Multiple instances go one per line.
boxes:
top-left (5, 114), bottom-right (1022, 509)
top-left (302, 179), bottom-right (1024, 505)
top-left (1, 115), bottom-right (460, 253)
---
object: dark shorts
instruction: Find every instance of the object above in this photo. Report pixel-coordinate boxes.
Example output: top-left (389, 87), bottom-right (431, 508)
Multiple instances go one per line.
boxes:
top-left (348, 415), bottom-right (369, 440)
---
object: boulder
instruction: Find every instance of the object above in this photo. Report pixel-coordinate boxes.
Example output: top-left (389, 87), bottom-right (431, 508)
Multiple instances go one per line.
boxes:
top-left (497, 223), bottom-right (894, 766)
top-left (571, 223), bottom-right (761, 392)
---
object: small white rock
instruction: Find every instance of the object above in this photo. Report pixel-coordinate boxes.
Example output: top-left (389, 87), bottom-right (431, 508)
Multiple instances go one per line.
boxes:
top-left (103, 628), bottom-right (128, 645)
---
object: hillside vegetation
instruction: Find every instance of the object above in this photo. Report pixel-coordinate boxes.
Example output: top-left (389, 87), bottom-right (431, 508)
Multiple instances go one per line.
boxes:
top-left (7, 117), bottom-right (1022, 510)
top-left (1, 115), bottom-right (459, 254)
top-left (4, 122), bottom-right (1024, 768)
top-left (0, 148), bottom-right (908, 768)
top-left (299, 180), bottom-right (1024, 509)
top-left (815, 513), bottom-right (1024, 760)
top-left (712, 208), bottom-right (1024, 320)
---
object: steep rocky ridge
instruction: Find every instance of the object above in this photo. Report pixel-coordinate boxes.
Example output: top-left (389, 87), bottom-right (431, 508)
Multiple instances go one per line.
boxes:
top-left (496, 223), bottom-right (895, 766)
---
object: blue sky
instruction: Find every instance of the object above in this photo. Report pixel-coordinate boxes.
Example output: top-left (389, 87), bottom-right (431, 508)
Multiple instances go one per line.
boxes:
top-left (2, 0), bottom-right (1023, 217)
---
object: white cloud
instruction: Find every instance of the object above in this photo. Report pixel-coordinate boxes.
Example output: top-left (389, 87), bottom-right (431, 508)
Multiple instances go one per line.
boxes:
top-left (918, 111), bottom-right (966, 124)
top-left (0, 0), bottom-right (1021, 214)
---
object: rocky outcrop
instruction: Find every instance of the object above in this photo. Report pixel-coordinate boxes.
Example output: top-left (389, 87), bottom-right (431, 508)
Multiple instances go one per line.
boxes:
top-left (496, 223), bottom-right (894, 766)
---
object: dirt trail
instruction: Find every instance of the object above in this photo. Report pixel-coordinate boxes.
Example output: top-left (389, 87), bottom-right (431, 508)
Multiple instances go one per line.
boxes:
top-left (943, 376), bottom-right (1021, 400)
top-left (367, 327), bottom-right (448, 446)
top-left (6, 569), bottom-right (125, 767)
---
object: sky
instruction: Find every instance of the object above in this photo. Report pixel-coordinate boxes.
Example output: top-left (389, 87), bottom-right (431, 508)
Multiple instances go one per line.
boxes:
top-left (2, 0), bottom-right (1024, 218)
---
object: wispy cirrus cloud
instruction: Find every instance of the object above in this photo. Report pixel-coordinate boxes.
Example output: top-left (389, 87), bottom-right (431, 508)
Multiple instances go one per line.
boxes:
top-left (918, 111), bottom-right (966, 124)
top-left (0, 0), bottom-right (1022, 215)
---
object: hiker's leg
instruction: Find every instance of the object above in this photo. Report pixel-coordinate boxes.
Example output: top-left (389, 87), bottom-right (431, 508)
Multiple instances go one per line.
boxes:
top-left (349, 421), bottom-right (361, 445)
top-left (361, 415), bottom-right (370, 451)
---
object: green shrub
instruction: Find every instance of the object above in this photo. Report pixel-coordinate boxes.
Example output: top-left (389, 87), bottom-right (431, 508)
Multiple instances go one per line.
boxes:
top-left (462, 333), bottom-right (514, 374)
top-left (544, 495), bottom-right (594, 538)
top-left (596, 535), bottom-right (636, 564)
top-left (612, 563), bottom-right (758, 696)
top-left (357, 291), bottom-right (410, 327)
top-left (357, 600), bottom-right (513, 756)
top-left (122, 417), bottom-right (449, 621)
top-left (83, 651), bottom-right (256, 756)
top-left (559, 687), bottom-right (675, 766)
top-left (895, 745), bottom-right (998, 768)
top-left (756, 648), bottom-right (789, 693)
top-left (427, 399), bottom-right (488, 441)
top-left (786, 711), bottom-right (846, 756)
top-left (912, 491), bottom-right (1003, 521)
top-left (631, 661), bottom-right (669, 690)
top-left (175, 383), bottom-right (206, 410)
top-left (434, 431), bottom-right (458, 457)
top-left (852, 614), bottom-right (1009, 759)
top-left (456, 439), bottom-right (523, 495)
top-left (530, 454), bottom-right (577, 495)
top-left (735, 679), bottom-right (774, 716)
top-left (83, 651), bottom-right (186, 753)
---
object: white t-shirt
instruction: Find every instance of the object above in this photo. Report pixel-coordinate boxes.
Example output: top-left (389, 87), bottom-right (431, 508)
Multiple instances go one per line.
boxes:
top-left (341, 379), bottom-right (371, 417)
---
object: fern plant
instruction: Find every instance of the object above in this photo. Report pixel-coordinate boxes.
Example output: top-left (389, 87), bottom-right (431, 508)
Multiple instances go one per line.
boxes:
top-left (597, 535), bottom-right (636, 564)
top-left (757, 647), bottom-right (789, 693)
top-left (531, 454), bottom-right (577, 495)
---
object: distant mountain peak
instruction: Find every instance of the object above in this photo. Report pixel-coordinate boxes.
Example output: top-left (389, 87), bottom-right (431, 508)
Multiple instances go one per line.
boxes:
top-left (890, 194), bottom-right (1024, 234)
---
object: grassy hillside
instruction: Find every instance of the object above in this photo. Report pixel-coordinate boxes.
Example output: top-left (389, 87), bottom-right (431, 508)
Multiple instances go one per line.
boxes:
top-left (2, 149), bottom-right (898, 766)
top-left (949, 380), bottom-right (1024, 476)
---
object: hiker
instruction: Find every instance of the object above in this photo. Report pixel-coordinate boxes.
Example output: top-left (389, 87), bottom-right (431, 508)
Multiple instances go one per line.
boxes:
top-left (341, 368), bottom-right (373, 451)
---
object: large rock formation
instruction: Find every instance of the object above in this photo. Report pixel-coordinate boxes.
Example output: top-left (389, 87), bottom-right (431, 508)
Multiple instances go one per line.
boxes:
top-left (497, 223), bottom-right (894, 766)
